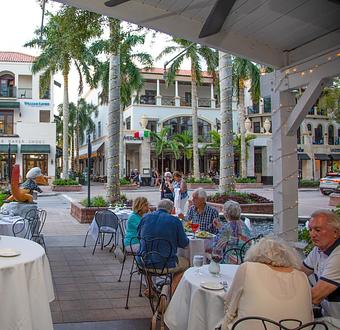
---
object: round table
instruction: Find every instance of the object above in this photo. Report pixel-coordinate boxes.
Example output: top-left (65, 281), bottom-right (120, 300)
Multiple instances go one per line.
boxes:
top-left (164, 264), bottom-right (239, 330)
top-left (0, 214), bottom-right (24, 236)
top-left (0, 236), bottom-right (55, 330)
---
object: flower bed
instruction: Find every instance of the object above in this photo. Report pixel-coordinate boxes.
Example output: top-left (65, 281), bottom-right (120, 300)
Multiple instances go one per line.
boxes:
top-left (51, 178), bottom-right (82, 192)
top-left (71, 202), bottom-right (108, 223)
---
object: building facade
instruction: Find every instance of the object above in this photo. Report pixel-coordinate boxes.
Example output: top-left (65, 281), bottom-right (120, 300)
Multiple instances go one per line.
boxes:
top-left (0, 52), bottom-right (56, 181)
top-left (245, 94), bottom-right (340, 183)
top-left (79, 68), bottom-right (240, 179)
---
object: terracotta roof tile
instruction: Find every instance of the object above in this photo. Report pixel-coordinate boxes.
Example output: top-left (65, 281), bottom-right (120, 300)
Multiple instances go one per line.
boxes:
top-left (0, 52), bottom-right (36, 63)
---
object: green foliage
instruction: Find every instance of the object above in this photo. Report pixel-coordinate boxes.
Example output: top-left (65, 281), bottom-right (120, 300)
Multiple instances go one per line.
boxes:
top-left (235, 177), bottom-right (256, 183)
top-left (318, 78), bottom-right (340, 122)
top-left (81, 196), bottom-right (108, 207)
top-left (120, 177), bottom-right (130, 185)
top-left (186, 177), bottom-right (214, 184)
top-left (53, 179), bottom-right (79, 186)
top-left (298, 179), bottom-right (319, 188)
top-left (0, 192), bottom-right (9, 206)
top-left (332, 205), bottom-right (340, 217)
top-left (298, 227), bottom-right (313, 255)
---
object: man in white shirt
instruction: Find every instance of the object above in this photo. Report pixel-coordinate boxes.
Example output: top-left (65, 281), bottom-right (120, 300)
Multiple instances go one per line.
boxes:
top-left (302, 210), bottom-right (340, 319)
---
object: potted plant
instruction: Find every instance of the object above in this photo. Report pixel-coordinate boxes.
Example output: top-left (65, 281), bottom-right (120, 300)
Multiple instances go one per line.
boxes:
top-left (51, 178), bottom-right (82, 192)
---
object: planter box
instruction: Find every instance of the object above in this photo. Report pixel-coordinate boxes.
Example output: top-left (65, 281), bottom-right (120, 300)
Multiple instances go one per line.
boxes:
top-left (121, 184), bottom-right (139, 191)
top-left (187, 183), bottom-right (217, 189)
top-left (329, 193), bottom-right (340, 206)
top-left (206, 201), bottom-right (273, 214)
top-left (71, 201), bottom-right (108, 223)
top-left (51, 185), bottom-right (82, 192)
top-left (235, 183), bottom-right (263, 189)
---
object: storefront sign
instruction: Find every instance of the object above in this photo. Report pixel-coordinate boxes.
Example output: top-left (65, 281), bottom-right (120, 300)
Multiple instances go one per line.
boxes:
top-left (0, 138), bottom-right (46, 144)
top-left (123, 136), bottom-right (144, 141)
top-left (331, 148), bottom-right (340, 152)
top-left (23, 101), bottom-right (50, 107)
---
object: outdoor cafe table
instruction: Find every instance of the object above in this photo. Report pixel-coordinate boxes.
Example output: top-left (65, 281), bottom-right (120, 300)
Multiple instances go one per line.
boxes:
top-left (0, 214), bottom-right (24, 236)
top-left (164, 264), bottom-right (239, 330)
top-left (0, 235), bottom-right (54, 330)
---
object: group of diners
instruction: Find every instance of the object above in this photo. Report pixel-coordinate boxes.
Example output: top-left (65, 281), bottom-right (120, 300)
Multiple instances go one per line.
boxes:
top-left (121, 188), bottom-right (340, 329)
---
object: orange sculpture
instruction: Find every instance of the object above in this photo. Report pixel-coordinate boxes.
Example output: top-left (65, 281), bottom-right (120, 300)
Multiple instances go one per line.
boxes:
top-left (6, 164), bottom-right (48, 203)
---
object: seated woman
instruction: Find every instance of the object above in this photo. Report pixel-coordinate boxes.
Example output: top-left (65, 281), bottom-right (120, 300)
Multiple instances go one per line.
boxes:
top-left (213, 200), bottom-right (252, 251)
top-left (221, 237), bottom-right (313, 330)
top-left (123, 197), bottom-right (149, 251)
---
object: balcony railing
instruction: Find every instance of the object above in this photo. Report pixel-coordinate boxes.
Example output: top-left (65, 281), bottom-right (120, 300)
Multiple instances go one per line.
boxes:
top-left (18, 88), bottom-right (32, 99)
top-left (140, 95), bottom-right (156, 105)
top-left (162, 96), bottom-right (175, 106)
top-left (0, 86), bottom-right (16, 98)
top-left (198, 98), bottom-right (211, 108)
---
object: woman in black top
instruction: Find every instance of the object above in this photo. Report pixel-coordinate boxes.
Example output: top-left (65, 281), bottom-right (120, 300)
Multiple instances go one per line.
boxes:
top-left (160, 172), bottom-right (174, 201)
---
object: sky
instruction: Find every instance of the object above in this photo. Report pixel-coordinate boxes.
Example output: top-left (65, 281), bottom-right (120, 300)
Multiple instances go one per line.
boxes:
top-left (0, 0), bottom-right (191, 112)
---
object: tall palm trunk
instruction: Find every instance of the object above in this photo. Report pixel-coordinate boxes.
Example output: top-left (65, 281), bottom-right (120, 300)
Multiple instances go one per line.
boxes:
top-left (219, 52), bottom-right (235, 193)
top-left (161, 151), bottom-right (164, 175)
top-left (239, 83), bottom-right (247, 178)
top-left (70, 133), bottom-right (75, 172)
top-left (119, 105), bottom-right (124, 178)
top-left (75, 115), bottom-right (80, 174)
top-left (106, 19), bottom-right (121, 203)
top-left (62, 70), bottom-right (69, 179)
top-left (183, 154), bottom-right (186, 175)
top-left (191, 63), bottom-right (199, 179)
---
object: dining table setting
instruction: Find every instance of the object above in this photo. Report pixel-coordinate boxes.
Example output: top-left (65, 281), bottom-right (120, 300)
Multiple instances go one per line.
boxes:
top-left (0, 235), bottom-right (54, 330)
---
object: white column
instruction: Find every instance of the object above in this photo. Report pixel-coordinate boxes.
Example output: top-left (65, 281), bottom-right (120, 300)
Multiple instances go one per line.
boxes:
top-left (210, 83), bottom-right (216, 108)
top-left (156, 79), bottom-right (162, 105)
top-left (271, 90), bottom-right (299, 241)
top-left (175, 80), bottom-right (180, 107)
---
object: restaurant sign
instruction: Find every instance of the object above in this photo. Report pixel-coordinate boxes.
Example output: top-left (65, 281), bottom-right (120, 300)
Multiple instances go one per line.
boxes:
top-left (123, 136), bottom-right (144, 141)
top-left (23, 101), bottom-right (50, 107)
top-left (0, 138), bottom-right (46, 144)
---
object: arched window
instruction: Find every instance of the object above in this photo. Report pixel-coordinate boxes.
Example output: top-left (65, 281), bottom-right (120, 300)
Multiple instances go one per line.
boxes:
top-left (0, 73), bottom-right (15, 97)
top-left (163, 116), bottom-right (212, 142)
top-left (328, 125), bottom-right (334, 145)
top-left (314, 124), bottom-right (323, 144)
top-left (307, 124), bottom-right (312, 133)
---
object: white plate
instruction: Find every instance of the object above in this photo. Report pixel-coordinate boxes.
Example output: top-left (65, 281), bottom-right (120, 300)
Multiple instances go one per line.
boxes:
top-left (200, 281), bottom-right (223, 290)
top-left (0, 248), bottom-right (21, 257)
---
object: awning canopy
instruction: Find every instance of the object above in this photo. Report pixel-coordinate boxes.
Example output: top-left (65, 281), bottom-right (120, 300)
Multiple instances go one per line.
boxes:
top-left (297, 153), bottom-right (310, 160)
top-left (0, 144), bottom-right (18, 153)
top-left (314, 154), bottom-right (329, 161)
top-left (330, 154), bottom-right (340, 161)
top-left (79, 142), bottom-right (105, 159)
top-left (0, 101), bottom-right (20, 109)
top-left (21, 144), bottom-right (50, 154)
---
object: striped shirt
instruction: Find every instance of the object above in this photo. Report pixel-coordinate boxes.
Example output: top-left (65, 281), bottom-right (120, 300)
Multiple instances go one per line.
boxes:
top-left (186, 204), bottom-right (219, 234)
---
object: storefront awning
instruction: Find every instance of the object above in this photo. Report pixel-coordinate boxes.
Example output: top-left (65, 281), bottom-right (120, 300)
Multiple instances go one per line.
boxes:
top-left (0, 101), bottom-right (20, 109)
top-left (21, 144), bottom-right (50, 154)
top-left (297, 153), bottom-right (310, 160)
top-left (79, 142), bottom-right (105, 159)
top-left (314, 153), bottom-right (330, 161)
top-left (0, 144), bottom-right (18, 153)
top-left (330, 153), bottom-right (340, 160)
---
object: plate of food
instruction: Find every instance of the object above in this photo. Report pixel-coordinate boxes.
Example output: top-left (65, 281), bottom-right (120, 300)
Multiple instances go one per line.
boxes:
top-left (183, 221), bottom-right (193, 232)
top-left (200, 282), bottom-right (223, 290)
top-left (196, 231), bottom-right (215, 239)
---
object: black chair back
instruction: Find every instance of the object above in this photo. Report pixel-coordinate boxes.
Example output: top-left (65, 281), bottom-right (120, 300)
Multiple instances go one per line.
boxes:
top-left (231, 316), bottom-right (328, 330)
top-left (223, 247), bottom-right (243, 264)
top-left (239, 234), bottom-right (264, 262)
top-left (12, 208), bottom-right (39, 239)
top-left (95, 210), bottom-right (119, 231)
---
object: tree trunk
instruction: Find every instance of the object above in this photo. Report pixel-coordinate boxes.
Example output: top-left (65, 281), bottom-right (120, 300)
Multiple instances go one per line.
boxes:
top-left (106, 19), bottom-right (121, 203)
top-left (70, 132), bottom-right (75, 172)
top-left (75, 113), bottom-right (80, 174)
top-left (219, 52), bottom-right (235, 193)
top-left (161, 151), bottom-right (164, 175)
top-left (183, 154), bottom-right (186, 175)
top-left (62, 71), bottom-right (69, 179)
top-left (239, 84), bottom-right (247, 178)
top-left (119, 105), bottom-right (125, 178)
top-left (191, 63), bottom-right (199, 179)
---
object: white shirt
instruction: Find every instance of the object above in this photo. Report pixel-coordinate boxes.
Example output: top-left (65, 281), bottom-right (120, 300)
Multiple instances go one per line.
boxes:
top-left (222, 262), bottom-right (313, 330)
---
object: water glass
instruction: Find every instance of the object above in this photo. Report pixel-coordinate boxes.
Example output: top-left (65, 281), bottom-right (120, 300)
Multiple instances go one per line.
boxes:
top-left (193, 255), bottom-right (204, 275)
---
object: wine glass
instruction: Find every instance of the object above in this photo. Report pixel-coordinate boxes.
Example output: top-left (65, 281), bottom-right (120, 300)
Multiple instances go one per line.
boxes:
top-left (190, 223), bottom-right (200, 239)
top-left (211, 247), bottom-right (223, 276)
top-left (192, 255), bottom-right (204, 275)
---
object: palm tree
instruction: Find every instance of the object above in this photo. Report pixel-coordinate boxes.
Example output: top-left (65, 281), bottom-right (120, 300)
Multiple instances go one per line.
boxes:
top-left (219, 52), bottom-right (235, 192)
top-left (150, 127), bottom-right (179, 175)
top-left (232, 57), bottom-right (260, 178)
top-left (173, 130), bottom-right (193, 175)
top-left (158, 39), bottom-right (218, 179)
top-left (25, 7), bottom-right (102, 179)
top-left (92, 29), bottom-right (153, 181)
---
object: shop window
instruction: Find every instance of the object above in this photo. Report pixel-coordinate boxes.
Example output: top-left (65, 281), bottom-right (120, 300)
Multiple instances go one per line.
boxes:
top-left (0, 111), bottom-right (14, 135)
top-left (39, 110), bottom-right (50, 123)
top-left (146, 120), bottom-right (157, 132)
top-left (328, 125), bottom-right (334, 145)
top-left (314, 124), bottom-right (323, 144)
top-left (253, 122), bottom-right (261, 133)
top-left (23, 154), bottom-right (48, 177)
top-left (0, 74), bottom-right (15, 97)
top-left (263, 97), bottom-right (271, 113)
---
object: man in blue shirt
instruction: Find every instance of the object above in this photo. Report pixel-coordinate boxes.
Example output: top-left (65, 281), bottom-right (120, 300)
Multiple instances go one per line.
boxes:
top-left (137, 199), bottom-right (189, 270)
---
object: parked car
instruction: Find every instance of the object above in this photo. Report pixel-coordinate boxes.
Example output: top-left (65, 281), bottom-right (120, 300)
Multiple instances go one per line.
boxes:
top-left (319, 173), bottom-right (340, 195)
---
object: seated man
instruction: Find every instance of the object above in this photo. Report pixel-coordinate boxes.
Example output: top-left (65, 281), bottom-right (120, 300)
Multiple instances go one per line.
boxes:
top-left (137, 199), bottom-right (189, 293)
top-left (186, 188), bottom-right (219, 234)
top-left (301, 210), bottom-right (340, 323)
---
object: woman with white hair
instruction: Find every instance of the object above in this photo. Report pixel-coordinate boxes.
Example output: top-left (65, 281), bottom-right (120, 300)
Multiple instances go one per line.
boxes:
top-left (213, 200), bottom-right (252, 250)
top-left (220, 237), bottom-right (313, 330)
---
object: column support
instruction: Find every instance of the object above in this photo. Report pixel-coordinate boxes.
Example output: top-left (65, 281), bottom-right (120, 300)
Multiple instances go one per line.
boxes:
top-left (175, 80), bottom-right (180, 107)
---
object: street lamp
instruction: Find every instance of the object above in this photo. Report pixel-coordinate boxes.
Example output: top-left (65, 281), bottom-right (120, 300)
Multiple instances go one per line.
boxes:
top-left (87, 132), bottom-right (92, 207)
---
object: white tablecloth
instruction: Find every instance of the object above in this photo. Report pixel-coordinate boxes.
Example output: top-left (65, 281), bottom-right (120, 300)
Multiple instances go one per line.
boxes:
top-left (0, 215), bottom-right (24, 236)
top-left (178, 236), bottom-right (214, 265)
top-left (0, 235), bottom-right (55, 330)
top-left (164, 264), bottom-right (238, 330)
top-left (89, 208), bottom-right (132, 241)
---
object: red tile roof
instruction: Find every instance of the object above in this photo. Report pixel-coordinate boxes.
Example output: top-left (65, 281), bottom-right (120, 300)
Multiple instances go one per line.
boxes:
top-left (0, 52), bottom-right (36, 63)
top-left (141, 67), bottom-right (213, 78)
